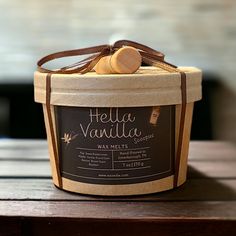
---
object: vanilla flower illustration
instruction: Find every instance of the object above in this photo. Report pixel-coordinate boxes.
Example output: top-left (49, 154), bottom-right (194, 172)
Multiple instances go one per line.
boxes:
top-left (61, 132), bottom-right (78, 145)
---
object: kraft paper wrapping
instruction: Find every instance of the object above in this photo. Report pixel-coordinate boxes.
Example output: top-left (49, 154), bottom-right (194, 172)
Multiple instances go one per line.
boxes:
top-left (34, 66), bottom-right (202, 107)
top-left (34, 66), bottom-right (201, 196)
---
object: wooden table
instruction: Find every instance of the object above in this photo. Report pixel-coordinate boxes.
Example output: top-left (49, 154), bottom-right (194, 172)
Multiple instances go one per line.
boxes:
top-left (0, 140), bottom-right (236, 235)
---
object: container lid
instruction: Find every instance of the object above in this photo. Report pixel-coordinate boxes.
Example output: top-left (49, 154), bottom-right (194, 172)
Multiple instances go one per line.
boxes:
top-left (34, 66), bottom-right (202, 107)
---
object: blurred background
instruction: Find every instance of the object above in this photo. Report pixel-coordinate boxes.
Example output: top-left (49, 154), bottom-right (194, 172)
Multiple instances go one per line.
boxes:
top-left (0, 0), bottom-right (235, 142)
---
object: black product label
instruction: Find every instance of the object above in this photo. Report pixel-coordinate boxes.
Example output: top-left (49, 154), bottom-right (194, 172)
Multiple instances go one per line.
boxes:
top-left (55, 106), bottom-right (175, 185)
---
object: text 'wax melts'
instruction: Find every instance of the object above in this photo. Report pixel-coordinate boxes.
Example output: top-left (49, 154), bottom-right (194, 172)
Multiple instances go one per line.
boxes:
top-left (34, 40), bottom-right (202, 196)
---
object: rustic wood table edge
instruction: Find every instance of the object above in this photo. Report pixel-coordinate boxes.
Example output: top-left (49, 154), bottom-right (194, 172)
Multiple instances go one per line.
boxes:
top-left (0, 140), bottom-right (236, 235)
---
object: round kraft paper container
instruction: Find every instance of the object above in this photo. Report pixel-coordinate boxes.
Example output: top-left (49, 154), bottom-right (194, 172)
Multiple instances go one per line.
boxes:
top-left (34, 66), bottom-right (202, 196)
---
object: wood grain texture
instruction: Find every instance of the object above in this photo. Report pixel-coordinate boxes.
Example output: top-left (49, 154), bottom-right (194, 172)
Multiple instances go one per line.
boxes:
top-left (1, 201), bottom-right (236, 220)
top-left (0, 160), bottom-right (50, 177)
top-left (94, 46), bottom-right (142, 74)
top-left (0, 178), bottom-right (236, 201)
top-left (188, 141), bottom-right (236, 161)
top-left (0, 140), bottom-right (236, 235)
top-left (1, 140), bottom-right (234, 161)
top-left (1, 159), bottom-right (236, 179)
top-left (1, 143), bottom-right (236, 179)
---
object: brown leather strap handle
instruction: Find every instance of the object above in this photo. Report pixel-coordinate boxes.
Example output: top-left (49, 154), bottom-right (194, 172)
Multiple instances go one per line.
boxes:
top-left (38, 40), bottom-right (186, 188)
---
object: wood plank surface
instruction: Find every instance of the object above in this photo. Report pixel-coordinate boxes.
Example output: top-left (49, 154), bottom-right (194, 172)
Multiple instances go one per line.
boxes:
top-left (1, 141), bottom-right (236, 180)
top-left (0, 178), bottom-right (235, 201)
top-left (1, 140), bottom-right (235, 161)
top-left (188, 141), bottom-right (236, 161)
top-left (1, 201), bottom-right (236, 220)
top-left (1, 160), bottom-right (236, 179)
top-left (0, 160), bottom-right (51, 177)
top-left (0, 139), bottom-right (236, 232)
top-left (0, 139), bottom-right (48, 160)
